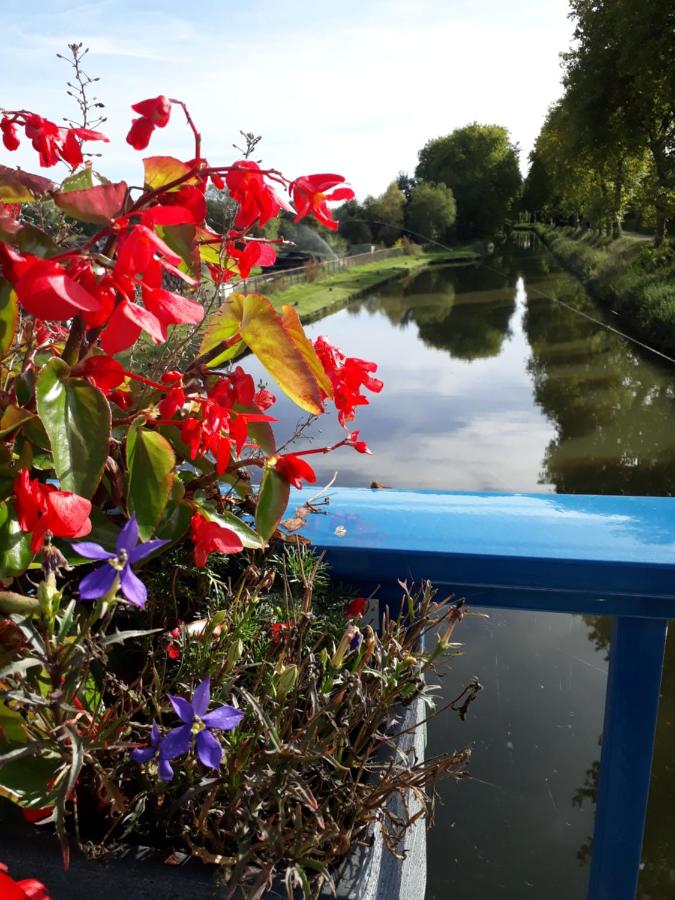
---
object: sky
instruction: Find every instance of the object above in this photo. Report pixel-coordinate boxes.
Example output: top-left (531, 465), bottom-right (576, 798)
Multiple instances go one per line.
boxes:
top-left (2, 0), bottom-right (574, 199)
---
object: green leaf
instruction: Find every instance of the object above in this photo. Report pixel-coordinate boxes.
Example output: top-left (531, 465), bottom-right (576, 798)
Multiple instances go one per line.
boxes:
top-left (100, 627), bottom-right (162, 648)
top-left (0, 755), bottom-right (60, 808)
top-left (255, 467), bottom-right (290, 542)
top-left (126, 420), bottom-right (175, 540)
top-left (0, 501), bottom-right (33, 579)
top-left (36, 358), bottom-right (111, 498)
top-left (0, 701), bottom-right (27, 746)
top-left (60, 168), bottom-right (96, 192)
top-left (0, 404), bottom-right (33, 438)
top-left (203, 508), bottom-right (263, 549)
top-left (0, 165), bottom-right (55, 203)
top-left (197, 301), bottom-right (245, 368)
top-left (0, 280), bottom-right (18, 357)
top-left (54, 181), bottom-right (127, 225)
top-left (155, 499), bottom-right (192, 547)
top-left (158, 224), bottom-right (200, 278)
top-left (143, 156), bottom-right (195, 191)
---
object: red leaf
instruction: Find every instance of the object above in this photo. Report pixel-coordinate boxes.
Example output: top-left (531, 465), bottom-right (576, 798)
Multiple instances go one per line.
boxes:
top-left (53, 181), bottom-right (128, 225)
top-left (0, 165), bottom-right (55, 203)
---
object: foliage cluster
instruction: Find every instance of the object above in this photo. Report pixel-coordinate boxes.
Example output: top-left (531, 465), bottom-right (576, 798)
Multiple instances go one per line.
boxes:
top-left (523, 0), bottom-right (674, 245)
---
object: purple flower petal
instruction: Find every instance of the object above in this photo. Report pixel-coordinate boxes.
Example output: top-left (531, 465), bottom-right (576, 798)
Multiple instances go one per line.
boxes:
top-left (192, 677), bottom-right (211, 718)
top-left (150, 721), bottom-right (160, 746)
top-left (117, 515), bottom-right (139, 555)
top-left (158, 757), bottom-right (174, 782)
top-left (128, 538), bottom-right (169, 564)
top-left (120, 564), bottom-right (147, 608)
top-left (196, 729), bottom-right (222, 769)
top-left (78, 563), bottom-right (118, 600)
top-left (201, 705), bottom-right (245, 731)
top-left (130, 746), bottom-right (156, 764)
top-left (159, 724), bottom-right (192, 760)
top-left (71, 541), bottom-right (115, 561)
top-left (167, 695), bottom-right (194, 725)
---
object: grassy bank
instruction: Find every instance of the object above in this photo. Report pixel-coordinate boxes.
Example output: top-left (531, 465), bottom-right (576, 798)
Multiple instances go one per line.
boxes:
top-left (528, 225), bottom-right (675, 356)
top-left (267, 254), bottom-right (430, 321)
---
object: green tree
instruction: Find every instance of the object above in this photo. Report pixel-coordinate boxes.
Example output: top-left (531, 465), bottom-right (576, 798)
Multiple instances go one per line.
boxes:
top-left (564, 0), bottom-right (675, 244)
top-left (335, 199), bottom-right (373, 246)
top-left (415, 123), bottom-right (522, 237)
top-left (406, 182), bottom-right (456, 241)
top-left (363, 182), bottom-right (406, 246)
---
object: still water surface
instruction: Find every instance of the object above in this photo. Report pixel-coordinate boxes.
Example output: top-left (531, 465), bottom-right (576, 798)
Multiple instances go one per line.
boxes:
top-left (245, 235), bottom-right (675, 898)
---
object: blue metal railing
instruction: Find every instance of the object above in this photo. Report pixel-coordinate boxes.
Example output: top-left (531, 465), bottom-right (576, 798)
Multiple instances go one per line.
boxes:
top-left (296, 487), bottom-right (673, 900)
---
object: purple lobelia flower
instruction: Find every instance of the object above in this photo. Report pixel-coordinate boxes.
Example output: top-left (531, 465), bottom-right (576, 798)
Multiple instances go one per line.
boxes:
top-left (71, 514), bottom-right (168, 608)
top-left (130, 721), bottom-right (175, 782)
top-left (160, 677), bottom-right (244, 771)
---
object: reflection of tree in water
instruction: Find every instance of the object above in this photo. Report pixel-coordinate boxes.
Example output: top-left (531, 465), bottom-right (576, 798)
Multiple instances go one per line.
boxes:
top-left (523, 273), bottom-right (675, 495)
top-left (574, 616), bottom-right (675, 895)
top-left (353, 263), bottom-right (517, 361)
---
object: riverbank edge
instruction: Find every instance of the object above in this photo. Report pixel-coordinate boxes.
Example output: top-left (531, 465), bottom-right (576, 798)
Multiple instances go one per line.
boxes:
top-left (268, 249), bottom-right (479, 323)
top-left (515, 224), bottom-right (675, 358)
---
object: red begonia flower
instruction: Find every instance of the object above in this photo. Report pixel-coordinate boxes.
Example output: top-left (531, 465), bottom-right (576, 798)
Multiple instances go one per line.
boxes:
top-left (229, 240), bottom-right (277, 280)
top-left (225, 161), bottom-right (286, 230)
top-left (253, 388), bottom-right (276, 411)
top-left (313, 336), bottom-right (383, 425)
top-left (126, 117), bottom-right (156, 151)
top-left (13, 258), bottom-right (101, 321)
top-left (13, 469), bottom-right (92, 554)
top-left (271, 622), bottom-right (292, 643)
top-left (158, 386), bottom-right (186, 418)
top-left (290, 174), bottom-right (354, 230)
top-left (100, 298), bottom-right (165, 355)
top-left (346, 430), bottom-right (372, 454)
top-left (142, 286), bottom-right (204, 339)
top-left (126, 96), bottom-right (171, 150)
top-left (190, 512), bottom-right (244, 568)
top-left (131, 96), bottom-right (172, 127)
top-left (273, 454), bottom-right (317, 489)
top-left (74, 355), bottom-right (127, 393)
top-left (1, 117), bottom-right (20, 151)
top-left (345, 597), bottom-right (368, 617)
top-left (0, 862), bottom-right (51, 900)
top-left (22, 114), bottom-right (107, 168)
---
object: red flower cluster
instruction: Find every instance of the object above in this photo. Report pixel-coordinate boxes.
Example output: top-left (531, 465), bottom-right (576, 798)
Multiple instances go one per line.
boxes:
top-left (225, 160), bottom-right (287, 230)
top-left (290, 174), bottom-right (354, 230)
top-left (126, 96), bottom-right (172, 151)
top-left (0, 234), bottom-right (204, 353)
top-left (190, 512), bottom-right (243, 568)
top-left (13, 469), bottom-right (92, 554)
top-left (175, 368), bottom-right (275, 474)
top-left (273, 454), bottom-right (317, 489)
top-left (313, 337), bottom-right (383, 425)
top-left (0, 862), bottom-right (50, 900)
top-left (1, 112), bottom-right (107, 168)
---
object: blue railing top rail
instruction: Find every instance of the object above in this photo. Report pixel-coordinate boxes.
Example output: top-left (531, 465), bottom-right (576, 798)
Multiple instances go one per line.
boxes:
top-left (295, 488), bottom-right (675, 616)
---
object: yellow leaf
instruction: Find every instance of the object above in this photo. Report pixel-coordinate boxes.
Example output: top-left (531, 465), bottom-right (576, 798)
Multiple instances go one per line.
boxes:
top-left (238, 294), bottom-right (325, 414)
top-left (281, 305), bottom-right (333, 399)
top-left (143, 156), bottom-right (196, 192)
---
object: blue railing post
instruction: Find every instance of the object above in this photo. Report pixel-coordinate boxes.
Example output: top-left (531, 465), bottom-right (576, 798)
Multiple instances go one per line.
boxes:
top-left (587, 616), bottom-right (668, 900)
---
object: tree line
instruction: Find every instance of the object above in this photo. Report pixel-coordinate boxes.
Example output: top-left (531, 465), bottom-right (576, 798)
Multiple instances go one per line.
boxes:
top-left (336, 123), bottom-right (522, 248)
top-left (523, 0), bottom-right (674, 245)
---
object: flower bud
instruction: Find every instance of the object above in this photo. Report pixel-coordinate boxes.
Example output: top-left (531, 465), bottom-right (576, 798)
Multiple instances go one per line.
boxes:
top-left (275, 663), bottom-right (298, 700)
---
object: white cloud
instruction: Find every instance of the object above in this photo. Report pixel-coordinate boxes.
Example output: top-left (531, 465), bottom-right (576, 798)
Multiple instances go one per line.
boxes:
top-left (1, 0), bottom-right (573, 195)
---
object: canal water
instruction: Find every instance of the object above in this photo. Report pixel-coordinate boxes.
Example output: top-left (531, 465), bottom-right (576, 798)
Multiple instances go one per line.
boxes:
top-left (245, 235), bottom-right (675, 899)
